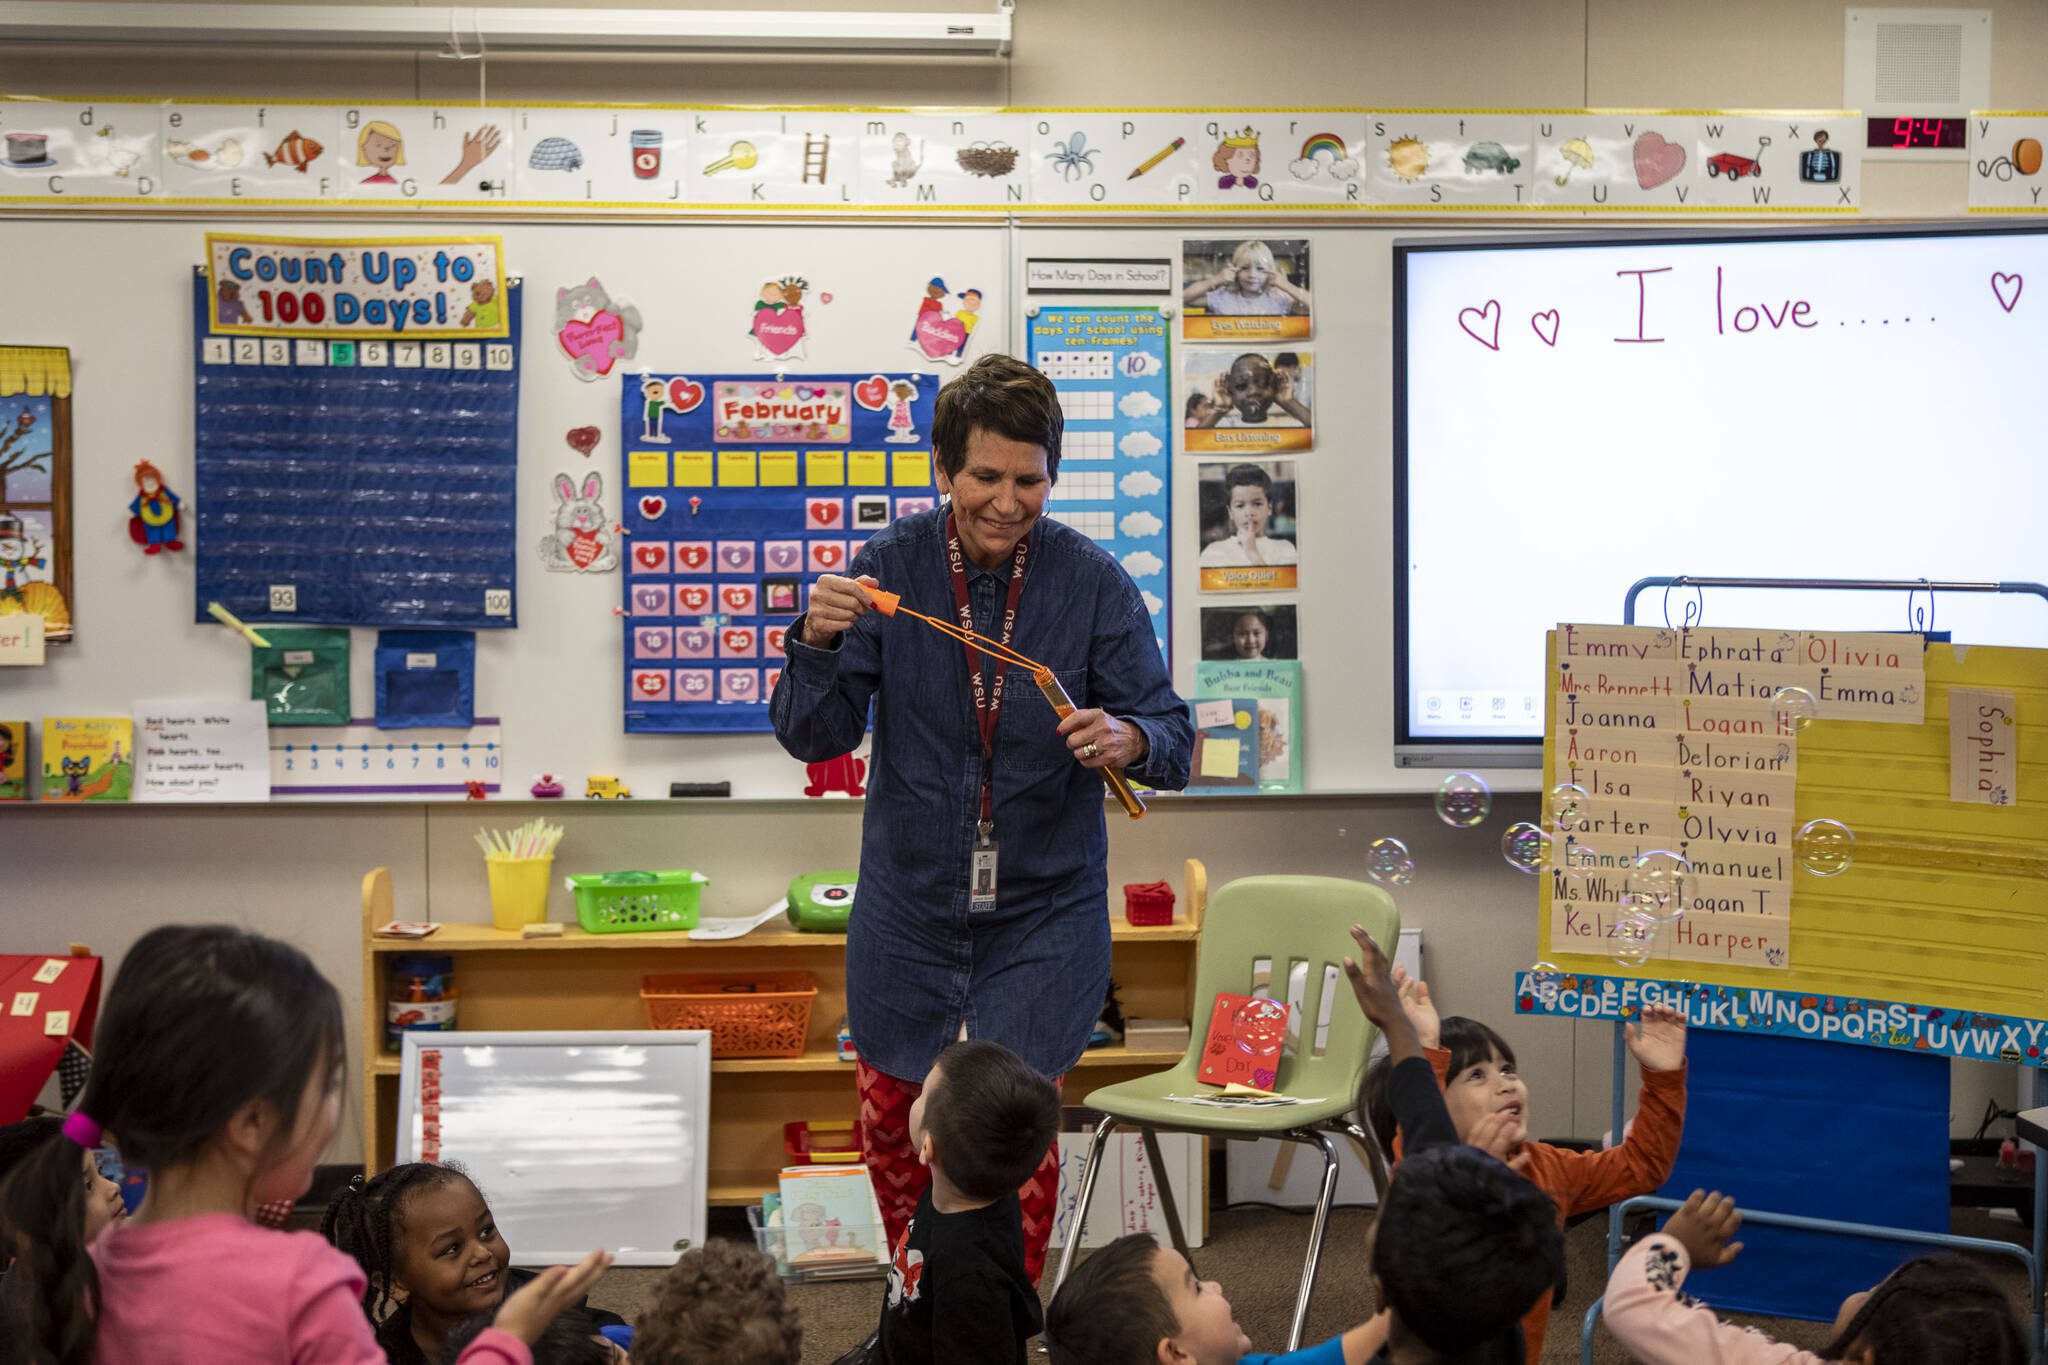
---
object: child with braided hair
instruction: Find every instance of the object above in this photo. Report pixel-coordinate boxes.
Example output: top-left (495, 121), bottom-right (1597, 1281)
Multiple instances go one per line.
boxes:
top-left (322, 1161), bottom-right (625, 1365)
top-left (1605, 1189), bottom-right (2025, 1364)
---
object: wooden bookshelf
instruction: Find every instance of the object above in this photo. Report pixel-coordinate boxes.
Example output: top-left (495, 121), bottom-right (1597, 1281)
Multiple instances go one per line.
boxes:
top-left (359, 862), bottom-right (1207, 1207)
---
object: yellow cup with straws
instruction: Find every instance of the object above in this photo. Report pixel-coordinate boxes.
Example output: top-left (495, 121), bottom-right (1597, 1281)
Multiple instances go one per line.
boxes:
top-left (477, 819), bottom-right (565, 931)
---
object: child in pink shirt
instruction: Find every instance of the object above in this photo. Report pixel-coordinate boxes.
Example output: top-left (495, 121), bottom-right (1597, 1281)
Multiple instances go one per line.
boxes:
top-left (1604, 1189), bottom-right (2025, 1364)
top-left (0, 925), bottom-right (610, 1365)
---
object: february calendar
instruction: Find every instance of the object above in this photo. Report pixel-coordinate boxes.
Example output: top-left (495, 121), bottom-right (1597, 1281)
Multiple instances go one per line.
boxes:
top-left (1026, 308), bottom-right (1172, 662)
top-left (618, 371), bottom-right (938, 733)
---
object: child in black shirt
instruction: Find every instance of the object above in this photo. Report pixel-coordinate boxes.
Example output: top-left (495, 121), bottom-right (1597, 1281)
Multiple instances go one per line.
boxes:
top-left (876, 1038), bottom-right (1060, 1364)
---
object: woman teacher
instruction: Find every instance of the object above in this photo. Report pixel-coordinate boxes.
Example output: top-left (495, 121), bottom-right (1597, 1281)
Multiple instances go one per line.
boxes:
top-left (771, 355), bottom-right (1192, 1280)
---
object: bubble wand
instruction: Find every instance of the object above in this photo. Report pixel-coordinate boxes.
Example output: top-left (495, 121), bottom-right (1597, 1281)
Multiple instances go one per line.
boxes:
top-left (861, 584), bottom-right (1146, 820)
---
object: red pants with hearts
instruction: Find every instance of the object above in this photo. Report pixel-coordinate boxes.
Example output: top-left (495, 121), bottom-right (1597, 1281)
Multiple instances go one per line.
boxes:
top-left (856, 1059), bottom-right (1064, 1284)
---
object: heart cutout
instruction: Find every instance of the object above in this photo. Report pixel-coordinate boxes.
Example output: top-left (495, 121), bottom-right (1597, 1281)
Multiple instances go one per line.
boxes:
top-left (556, 310), bottom-right (626, 376)
top-left (914, 311), bottom-right (969, 360)
top-left (1458, 300), bottom-right (1502, 351)
top-left (566, 426), bottom-right (601, 456)
top-left (766, 628), bottom-right (787, 652)
top-left (635, 672), bottom-right (666, 696)
top-left (681, 629), bottom-right (711, 652)
top-left (820, 292), bottom-right (834, 304)
top-left (809, 501), bottom-right (841, 526)
top-left (729, 673), bottom-right (755, 695)
top-left (678, 586), bottom-right (712, 612)
top-left (638, 495), bottom-right (666, 519)
top-left (635, 587), bottom-right (665, 611)
top-left (723, 629), bottom-right (752, 652)
top-left (666, 377), bottom-right (705, 412)
top-left (853, 374), bottom-right (891, 410)
top-left (752, 310), bottom-right (804, 356)
top-left (1993, 271), bottom-right (2024, 312)
top-left (633, 543), bottom-right (666, 570)
top-left (678, 545), bottom-right (709, 569)
top-left (680, 672), bottom-right (710, 695)
top-left (815, 545), bottom-right (843, 568)
top-left (723, 587), bottom-right (752, 610)
top-left (1531, 310), bottom-right (1560, 346)
top-left (767, 543), bottom-right (800, 569)
top-left (638, 630), bottom-right (668, 652)
top-left (723, 545), bottom-right (750, 567)
top-left (1632, 132), bottom-right (1686, 190)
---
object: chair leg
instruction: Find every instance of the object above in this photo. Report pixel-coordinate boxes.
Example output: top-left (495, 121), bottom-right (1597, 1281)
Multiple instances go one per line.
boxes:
top-left (1286, 1129), bottom-right (1342, 1351)
top-left (1051, 1114), bottom-right (1117, 1299)
top-left (1139, 1126), bottom-right (1193, 1264)
top-left (1342, 1118), bottom-right (1391, 1202)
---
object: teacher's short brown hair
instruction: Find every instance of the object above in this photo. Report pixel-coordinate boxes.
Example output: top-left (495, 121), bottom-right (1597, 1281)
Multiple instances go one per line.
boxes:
top-left (932, 354), bottom-right (1064, 482)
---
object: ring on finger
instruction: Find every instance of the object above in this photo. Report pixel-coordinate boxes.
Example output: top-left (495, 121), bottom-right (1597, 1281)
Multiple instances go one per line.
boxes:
top-left (1082, 741), bottom-right (1099, 759)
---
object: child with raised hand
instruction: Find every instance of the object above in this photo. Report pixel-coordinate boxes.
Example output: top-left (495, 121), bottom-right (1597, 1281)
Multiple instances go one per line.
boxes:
top-left (0, 924), bottom-right (610, 1365)
top-left (1360, 964), bottom-right (1688, 1362)
top-left (323, 1161), bottom-right (628, 1365)
top-left (874, 1038), bottom-right (1060, 1364)
top-left (633, 1237), bottom-right (802, 1365)
top-left (1605, 1189), bottom-right (2026, 1364)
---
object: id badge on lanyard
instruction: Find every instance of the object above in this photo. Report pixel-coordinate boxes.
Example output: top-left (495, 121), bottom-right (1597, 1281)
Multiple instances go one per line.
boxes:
top-left (949, 516), bottom-right (1028, 914)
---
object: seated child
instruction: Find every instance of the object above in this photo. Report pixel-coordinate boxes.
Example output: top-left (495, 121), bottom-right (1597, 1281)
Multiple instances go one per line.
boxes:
top-left (442, 1314), bottom-right (621, 1364)
top-left (633, 1237), bottom-right (802, 1365)
top-left (876, 1038), bottom-right (1060, 1364)
top-left (1361, 965), bottom-right (1687, 1362)
top-left (1605, 1189), bottom-right (2026, 1364)
top-left (0, 1116), bottom-right (129, 1340)
top-left (323, 1161), bottom-right (625, 1365)
top-left (1043, 1233), bottom-right (1382, 1365)
top-left (0, 924), bottom-right (608, 1365)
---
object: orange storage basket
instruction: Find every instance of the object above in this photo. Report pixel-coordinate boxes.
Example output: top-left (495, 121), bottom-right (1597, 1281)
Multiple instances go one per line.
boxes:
top-left (640, 971), bottom-right (818, 1058)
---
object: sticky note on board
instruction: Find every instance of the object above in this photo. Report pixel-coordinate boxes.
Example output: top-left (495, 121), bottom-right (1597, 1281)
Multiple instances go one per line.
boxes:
top-left (806, 451), bottom-right (846, 486)
top-left (43, 1010), bottom-right (70, 1037)
top-left (892, 451), bottom-right (932, 486)
top-left (1193, 699), bottom-right (1234, 728)
top-left (758, 451), bottom-right (799, 486)
top-left (32, 958), bottom-right (65, 984)
top-left (847, 451), bottom-right (888, 486)
top-left (673, 451), bottom-right (715, 487)
top-left (628, 450), bottom-right (668, 488)
top-left (718, 451), bottom-right (758, 487)
top-left (1200, 738), bottom-right (1242, 778)
top-left (10, 992), bottom-right (37, 1017)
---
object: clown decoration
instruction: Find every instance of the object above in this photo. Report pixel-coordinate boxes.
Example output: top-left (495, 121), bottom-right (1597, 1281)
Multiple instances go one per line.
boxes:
top-left (128, 460), bottom-right (184, 554)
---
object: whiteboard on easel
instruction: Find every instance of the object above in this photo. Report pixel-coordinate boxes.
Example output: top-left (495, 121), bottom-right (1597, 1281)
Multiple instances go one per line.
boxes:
top-left (397, 1030), bottom-right (710, 1267)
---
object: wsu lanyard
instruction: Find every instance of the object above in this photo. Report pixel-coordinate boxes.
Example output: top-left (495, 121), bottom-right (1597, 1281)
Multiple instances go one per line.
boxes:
top-left (945, 513), bottom-right (1029, 910)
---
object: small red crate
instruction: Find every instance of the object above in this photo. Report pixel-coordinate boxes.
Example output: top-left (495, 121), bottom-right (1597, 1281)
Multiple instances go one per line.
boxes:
top-left (785, 1119), bottom-right (865, 1165)
top-left (1123, 881), bottom-right (1175, 926)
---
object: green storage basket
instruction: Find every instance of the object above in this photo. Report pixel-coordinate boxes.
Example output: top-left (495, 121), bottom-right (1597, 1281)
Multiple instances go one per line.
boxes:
top-left (564, 870), bottom-right (707, 933)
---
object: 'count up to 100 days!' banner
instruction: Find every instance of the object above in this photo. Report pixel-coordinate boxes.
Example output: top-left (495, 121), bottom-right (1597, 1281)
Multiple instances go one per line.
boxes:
top-left (203, 234), bottom-right (508, 339)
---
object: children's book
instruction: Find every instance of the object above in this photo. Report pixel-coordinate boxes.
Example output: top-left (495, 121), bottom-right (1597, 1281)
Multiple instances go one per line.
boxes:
top-left (39, 717), bottom-right (133, 802)
top-left (1197, 992), bottom-right (1291, 1092)
top-left (0, 721), bottom-right (25, 800)
top-left (1193, 661), bottom-right (1303, 794)
top-left (777, 1164), bottom-right (886, 1266)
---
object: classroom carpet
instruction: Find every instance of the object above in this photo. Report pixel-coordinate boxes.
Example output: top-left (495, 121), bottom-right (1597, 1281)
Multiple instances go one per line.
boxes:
top-left (571, 1206), bottom-right (2036, 1364)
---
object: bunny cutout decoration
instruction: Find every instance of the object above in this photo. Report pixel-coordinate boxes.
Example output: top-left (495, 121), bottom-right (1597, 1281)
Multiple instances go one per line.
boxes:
top-left (539, 471), bottom-right (619, 573)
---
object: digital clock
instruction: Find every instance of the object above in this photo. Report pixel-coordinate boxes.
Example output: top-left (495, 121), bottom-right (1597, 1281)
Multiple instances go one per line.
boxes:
top-left (1866, 116), bottom-right (1968, 151)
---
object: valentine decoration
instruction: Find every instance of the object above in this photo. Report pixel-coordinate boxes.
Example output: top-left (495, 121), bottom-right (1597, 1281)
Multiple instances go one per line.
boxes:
top-left (554, 275), bottom-right (643, 381)
top-left (127, 460), bottom-right (184, 554)
top-left (906, 276), bottom-right (982, 366)
top-left (539, 471), bottom-right (619, 573)
top-left (621, 371), bottom-right (936, 733)
top-left (565, 426), bottom-right (601, 458)
top-left (748, 276), bottom-right (812, 362)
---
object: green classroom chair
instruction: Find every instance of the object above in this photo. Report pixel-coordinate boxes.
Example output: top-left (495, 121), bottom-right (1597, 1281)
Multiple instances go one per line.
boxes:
top-left (1052, 874), bottom-right (1400, 1351)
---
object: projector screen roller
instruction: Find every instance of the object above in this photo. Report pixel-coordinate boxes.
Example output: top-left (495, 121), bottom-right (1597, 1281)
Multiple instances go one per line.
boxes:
top-left (1394, 224), bottom-right (2048, 755)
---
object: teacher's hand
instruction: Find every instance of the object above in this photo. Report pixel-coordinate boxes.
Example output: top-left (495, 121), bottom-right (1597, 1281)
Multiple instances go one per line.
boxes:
top-left (802, 574), bottom-right (879, 647)
top-left (1057, 709), bottom-right (1147, 770)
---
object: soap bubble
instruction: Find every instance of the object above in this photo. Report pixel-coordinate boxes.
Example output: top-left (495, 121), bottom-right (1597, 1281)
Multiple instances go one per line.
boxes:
top-left (1771, 685), bottom-right (1818, 732)
top-left (1794, 818), bottom-right (1856, 877)
top-left (1630, 849), bottom-right (1691, 922)
top-left (1526, 961), bottom-right (1563, 1002)
top-left (1501, 821), bottom-right (1549, 874)
top-left (1435, 771), bottom-right (1492, 828)
top-left (1553, 839), bottom-right (1596, 881)
top-left (1547, 782), bottom-right (1589, 827)
top-left (1366, 837), bottom-right (1414, 885)
top-left (1610, 909), bottom-right (1659, 967)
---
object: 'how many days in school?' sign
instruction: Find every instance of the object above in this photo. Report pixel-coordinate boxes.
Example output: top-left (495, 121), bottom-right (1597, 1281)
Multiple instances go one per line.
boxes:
top-left (203, 233), bottom-right (508, 339)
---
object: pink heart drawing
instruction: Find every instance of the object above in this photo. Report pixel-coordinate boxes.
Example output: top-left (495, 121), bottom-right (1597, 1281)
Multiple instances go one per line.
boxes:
top-left (1531, 310), bottom-right (1560, 346)
top-left (678, 586), bottom-right (712, 612)
top-left (914, 311), bottom-right (970, 360)
top-left (1993, 272), bottom-right (2024, 312)
top-left (753, 309), bottom-right (805, 356)
top-left (633, 544), bottom-right (666, 571)
top-left (820, 293), bottom-right (834, 304)
top-left (1632, 132), bottom-right (1686, 190)
top-left (667, 377), bottom-right (705, 412)
top-left (1459, 300), bottom-right (1502, 351)
top-left (556, 310), bottom-right (626, 376)
top-left (638, 495), bottom-right (666, 520)
top-left (853, 374), bottom-right (891, 410)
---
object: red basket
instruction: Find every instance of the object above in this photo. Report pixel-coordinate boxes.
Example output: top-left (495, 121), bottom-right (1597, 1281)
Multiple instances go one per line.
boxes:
top-left (640, 971), bottom-right (818, 1058)
top-left (784, 1120), bottom-right (865, 1165)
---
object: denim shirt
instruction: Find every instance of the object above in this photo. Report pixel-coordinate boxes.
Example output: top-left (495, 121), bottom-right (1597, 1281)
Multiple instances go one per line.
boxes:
top-left (771, 507), bottom-right (1192, 1080)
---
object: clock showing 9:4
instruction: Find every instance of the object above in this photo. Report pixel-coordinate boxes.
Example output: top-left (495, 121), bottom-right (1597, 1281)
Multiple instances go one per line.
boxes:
top-left (1866, 117), bottom-right (1967, 150)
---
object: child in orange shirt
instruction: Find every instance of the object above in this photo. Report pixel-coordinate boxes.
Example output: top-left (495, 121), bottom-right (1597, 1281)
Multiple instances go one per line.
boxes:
top-left (1361, 967), bottom-right (1688, 1364)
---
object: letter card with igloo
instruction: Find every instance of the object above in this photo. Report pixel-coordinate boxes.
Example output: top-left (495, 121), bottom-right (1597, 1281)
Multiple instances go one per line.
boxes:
top-left (619, 373), bottom-right (936, 732)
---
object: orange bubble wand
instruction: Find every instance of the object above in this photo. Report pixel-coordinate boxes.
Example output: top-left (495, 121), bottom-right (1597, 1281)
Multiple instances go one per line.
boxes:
top-left (862, 584), bottom-right (1146, 820)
